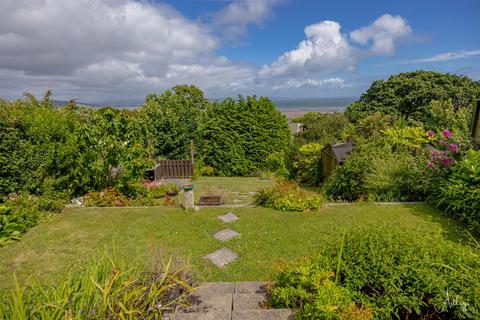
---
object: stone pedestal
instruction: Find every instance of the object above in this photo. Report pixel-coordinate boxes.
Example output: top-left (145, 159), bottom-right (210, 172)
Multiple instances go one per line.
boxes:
top-left (184, 190), bottom-right (194, 209)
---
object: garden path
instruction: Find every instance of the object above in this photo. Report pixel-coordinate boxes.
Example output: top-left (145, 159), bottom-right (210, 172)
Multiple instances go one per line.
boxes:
top-left (165, 282), bottom-right (294, 320)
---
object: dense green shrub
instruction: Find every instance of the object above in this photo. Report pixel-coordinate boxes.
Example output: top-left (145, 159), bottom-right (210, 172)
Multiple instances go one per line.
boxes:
top-left (293, 143), bottom-right (323, 186)
top-left (270, 224), bottom-right (480, 319)
top-left (255, 181), bottom-right (323, 212)
top-left (264, 152), bottom-right (289, 178)
top-left (140, 85), bottom-right (207, 159)
top-left (0, 194), bottom-right (64, 246)
top-left (292, 112), bottom-right (354, 146)
top-left (324, 124), bottom-right (430, 202)
top-left (345, 71), bottom-right (480, 124)
top-left (0, 253), bottom-right (194, 319)
top-left (431, 150), bottom-right (480, 234)
top-left (198, 96), bottom-right (290, 176)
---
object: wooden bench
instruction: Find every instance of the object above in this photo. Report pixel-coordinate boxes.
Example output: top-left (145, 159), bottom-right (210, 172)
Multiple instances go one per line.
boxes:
top-left (198, 195), bottom-right (224, 206)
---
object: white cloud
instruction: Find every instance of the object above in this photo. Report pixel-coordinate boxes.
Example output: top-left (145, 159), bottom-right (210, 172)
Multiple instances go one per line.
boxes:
top-left (0, 0), bottom-right (256, 100)
top-left (259, 21), bottom-right (355, 78)
top-left (213, 0), bottom-right (283, 41)
top-left (407, 49), bottom-right (480, 63)
top-left (259, 13), bottom-right (412, 82)
top-left (0, 3), bottom-right (413, 101)
top-left (350, 14), bottom-right (412, 54)
top-left (273, 77), bottom-right (345, 90)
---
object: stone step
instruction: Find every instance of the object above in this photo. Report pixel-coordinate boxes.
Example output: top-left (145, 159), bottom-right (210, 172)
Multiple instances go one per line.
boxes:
top-left (168, 282), bottom-right (294, 319)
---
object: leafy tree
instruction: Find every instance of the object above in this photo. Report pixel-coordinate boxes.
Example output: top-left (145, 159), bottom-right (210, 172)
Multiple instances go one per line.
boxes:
top-left (345, 70), bottom-right (480, 123)
top-left (292, 112), bottom-right (353, 146)
top-left (198, 96), bottom-right (290, 176)
top-left (74, 107), bottom-right (152, 194)
top-left (140, 85), bottom-right (208, 159)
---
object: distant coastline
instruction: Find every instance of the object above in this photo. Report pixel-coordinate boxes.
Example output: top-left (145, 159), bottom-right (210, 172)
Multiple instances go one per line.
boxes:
top-left (273, 97), bottom-right (356, 119)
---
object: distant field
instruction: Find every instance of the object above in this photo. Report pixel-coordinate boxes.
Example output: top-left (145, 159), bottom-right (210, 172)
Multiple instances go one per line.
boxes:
top-left (0, 203), bottom-right (469, 290)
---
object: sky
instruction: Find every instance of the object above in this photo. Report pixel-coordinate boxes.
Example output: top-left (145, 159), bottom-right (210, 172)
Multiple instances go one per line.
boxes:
top-left (0, 0), bottom-right (479, 103)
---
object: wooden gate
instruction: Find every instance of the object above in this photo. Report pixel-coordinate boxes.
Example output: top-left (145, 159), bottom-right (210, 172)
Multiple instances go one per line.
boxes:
top-left (154, 160), bottom-right (194, 179)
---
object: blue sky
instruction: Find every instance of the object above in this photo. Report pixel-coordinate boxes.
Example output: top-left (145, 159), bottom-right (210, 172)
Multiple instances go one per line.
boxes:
top-left (0, 0), bottom-right (479, 102)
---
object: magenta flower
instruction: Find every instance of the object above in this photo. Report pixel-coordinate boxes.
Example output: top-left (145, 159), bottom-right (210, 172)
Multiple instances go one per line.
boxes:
top-left (443, 129), bottom-right (452, 138)
top-left (439, 140), bottom-right (447, 146)
top-left (442, 157), bottom-right (454, 167)
top-left (427, 130), bottom-right (435, 138)
top-left (449, 143), bottom-right (458, 153)
top-left (427, 161), bottom-right (434, 169)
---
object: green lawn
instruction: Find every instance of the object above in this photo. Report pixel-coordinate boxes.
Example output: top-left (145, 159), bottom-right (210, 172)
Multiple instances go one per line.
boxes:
top-left (0, 203), bottom-right (470, 290)
top-left (179, 176), bottom-right (274, 205)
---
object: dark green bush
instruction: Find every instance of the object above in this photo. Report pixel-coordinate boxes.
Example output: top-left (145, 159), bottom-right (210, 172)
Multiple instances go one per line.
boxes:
top-left (198, 96), bottom-right (290, 176)
top-left (270, 224), bottom-right (480, 319)
top-left (431, 150), bottom-right (480, 234)
top-left (255, 181), bottom-right (323, 212)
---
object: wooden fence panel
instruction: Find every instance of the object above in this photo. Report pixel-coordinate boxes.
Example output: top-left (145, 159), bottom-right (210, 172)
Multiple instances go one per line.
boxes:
top-left (154, 160), bottom-right (194, 179)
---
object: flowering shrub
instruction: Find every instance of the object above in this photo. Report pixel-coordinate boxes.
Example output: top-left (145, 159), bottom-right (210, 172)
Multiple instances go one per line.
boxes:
top-left (431, 150), bottom-right (480, 234)
top-left (255, 181), bottom-right (323, 212)
top-left (84, 188), bottom-right (131, 207)
top-left (426, 128), bottom-right (463, 173)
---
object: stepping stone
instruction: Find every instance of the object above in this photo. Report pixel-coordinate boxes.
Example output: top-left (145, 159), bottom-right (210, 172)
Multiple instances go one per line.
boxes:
top-left (214, 228), bottom-right (240, 241)
top-left (218, 212), bottom-right (239, 223)
top-left (165, 310), bottom-right (231, 320)
top-left (204, 247), bottom-right (239, 267)
top-left (233, 293), bottom-right (267, 310)
top-left (235, 282), bottom-right (267, 294)
top-left (232, 309), bottom-right (295, 320)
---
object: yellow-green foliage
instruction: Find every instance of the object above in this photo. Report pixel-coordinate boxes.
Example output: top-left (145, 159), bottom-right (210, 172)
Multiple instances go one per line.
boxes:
top-left (255, 181), bottom-right (323, 212)
top-left (294, 143), bottom-right (323, 186)
top-left (0, 252), bottom-right (194, 320)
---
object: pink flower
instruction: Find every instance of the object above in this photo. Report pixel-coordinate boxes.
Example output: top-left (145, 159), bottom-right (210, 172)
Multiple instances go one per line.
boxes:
top-left (427, 161), bottom-right (434, 169)
top-left (438, 140), bottom-right (447, 146)
top-left (442, 157), bottom-right (454, 167)
top-left (427, 130), bottom-right (435, 138)
top-left (443, 129), bottom-right (452, 138)
top-left (449, 143), bottom-right (458, 153)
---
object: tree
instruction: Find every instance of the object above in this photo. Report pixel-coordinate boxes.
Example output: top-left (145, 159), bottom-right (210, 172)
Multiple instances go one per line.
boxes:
top-left (345, 71), bottom-right (480, 123)
top-left (198, 96), bottom-right (291, 176)
top-left (140, 85), bottom-right (208, 159)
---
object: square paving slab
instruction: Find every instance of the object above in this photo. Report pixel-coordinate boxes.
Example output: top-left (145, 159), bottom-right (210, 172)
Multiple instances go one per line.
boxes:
top-left (214, 228), bottom-right (240, 241)
top-left (218, 212), bottom-right (239, 223)
top-left (204, 247), bottom-right (239, 267)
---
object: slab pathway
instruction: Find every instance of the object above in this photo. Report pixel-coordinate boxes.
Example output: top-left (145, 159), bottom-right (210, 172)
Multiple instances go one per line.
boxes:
top-left (165, 282), bottom-right (294, 320)
top-left (204, 212), bottom-right (241, 267)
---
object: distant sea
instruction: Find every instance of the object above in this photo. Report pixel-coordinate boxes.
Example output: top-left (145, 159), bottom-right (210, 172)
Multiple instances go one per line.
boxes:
top-left (272, 97), bottom-right (356, 111)
top-left (52, 97), bottom-right (358, 112)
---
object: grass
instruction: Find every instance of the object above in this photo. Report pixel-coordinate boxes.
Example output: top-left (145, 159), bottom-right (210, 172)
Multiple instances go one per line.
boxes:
top-left (190, 176), bottom-right (275, 205)
top-left (0, 202), bottom-right (472, 291)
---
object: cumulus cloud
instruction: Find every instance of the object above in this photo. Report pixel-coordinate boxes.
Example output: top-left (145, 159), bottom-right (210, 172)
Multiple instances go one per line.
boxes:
top-left (0, 0), bottom-right (256, 100)
top-left (0, 2), bottom-right (412, 100)
top-left (259, 21), bottom-right (355, 78)
top-left (406, 49), bottom-right (480, 63)
top-left (213, 0), bottom-right (284, 41)
top-left (261, 13), bottom-right (412, 79)
top-left (350, 14), bottom-right (411, 54)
